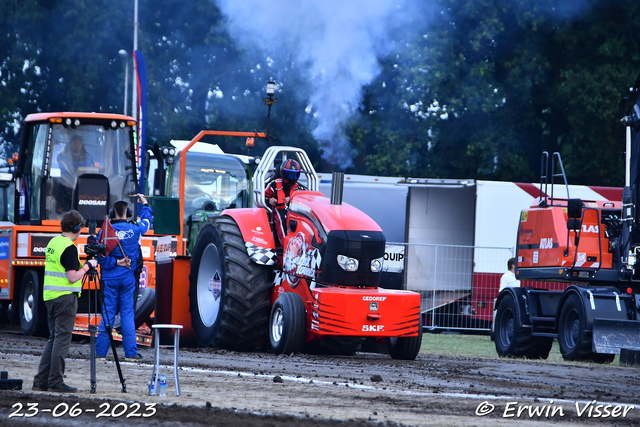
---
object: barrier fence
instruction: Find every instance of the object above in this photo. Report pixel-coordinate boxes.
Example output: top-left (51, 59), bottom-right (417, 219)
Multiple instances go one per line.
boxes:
top-left (388, 243), bottom-right (571, 332)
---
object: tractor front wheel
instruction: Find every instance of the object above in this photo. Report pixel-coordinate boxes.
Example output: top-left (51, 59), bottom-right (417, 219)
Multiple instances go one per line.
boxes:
top-left (558, 294), bottom-right (614, 363)
top-left (19, 270), bottom-right (48, 337)
top-left (188, 217), bottom-right (272, 350)
top-left (495, 293), bottom-right (552, 359)
top-left (387, 315), bottom-right (423, 360)
top-left (269, 293), bottom-right (306, 355)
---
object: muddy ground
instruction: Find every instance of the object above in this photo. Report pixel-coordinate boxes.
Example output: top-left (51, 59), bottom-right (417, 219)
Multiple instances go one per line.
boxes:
top-left (0, 324), bottom-right (639, 426)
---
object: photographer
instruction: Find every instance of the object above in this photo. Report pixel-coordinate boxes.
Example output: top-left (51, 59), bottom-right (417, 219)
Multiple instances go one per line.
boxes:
top-left (95, 194), bottom-right (152, 361)
top-left (33, 210), bottom-right (98, 393)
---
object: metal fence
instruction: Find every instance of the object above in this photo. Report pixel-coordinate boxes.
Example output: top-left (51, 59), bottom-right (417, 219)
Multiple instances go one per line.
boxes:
top-left (388, 242), bottom-right (573, 332)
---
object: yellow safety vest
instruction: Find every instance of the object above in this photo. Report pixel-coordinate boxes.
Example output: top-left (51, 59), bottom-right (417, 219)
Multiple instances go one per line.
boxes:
top-left (43, 235), bottom-right (82, 301)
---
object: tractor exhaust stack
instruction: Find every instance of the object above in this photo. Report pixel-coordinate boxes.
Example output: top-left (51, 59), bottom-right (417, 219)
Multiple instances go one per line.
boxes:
top-left (331, 171), bottom-right (344, 205)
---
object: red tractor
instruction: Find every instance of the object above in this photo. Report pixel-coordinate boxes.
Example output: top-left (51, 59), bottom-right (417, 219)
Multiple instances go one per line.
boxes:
top-left (187, 146), bottom-right (422, 359)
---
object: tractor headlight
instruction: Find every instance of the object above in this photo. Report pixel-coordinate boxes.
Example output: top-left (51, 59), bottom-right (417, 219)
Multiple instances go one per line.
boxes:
top-left (337, 254), bottom-right (359, 272)
top-left (370, 257), bottom-right (383, 273)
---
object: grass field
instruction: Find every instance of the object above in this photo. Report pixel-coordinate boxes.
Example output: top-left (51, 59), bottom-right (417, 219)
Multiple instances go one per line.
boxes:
top-left (418, 331), bottom-right (620, 365)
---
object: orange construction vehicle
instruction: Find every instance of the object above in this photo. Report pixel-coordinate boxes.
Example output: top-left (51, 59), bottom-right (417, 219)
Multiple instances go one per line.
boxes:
top-left (0, 112), bottom-right (157, 345)
top-left (492, 72), bottom-right (640, 363)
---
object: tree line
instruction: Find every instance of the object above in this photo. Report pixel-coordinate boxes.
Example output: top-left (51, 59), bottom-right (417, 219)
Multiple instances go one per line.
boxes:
top-left (1, 0), bottom-right (639, 186)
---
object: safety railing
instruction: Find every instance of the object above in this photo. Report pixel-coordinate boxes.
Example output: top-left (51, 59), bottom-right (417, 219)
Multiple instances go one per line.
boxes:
top-left (388, 242), bottom-right (571, 332)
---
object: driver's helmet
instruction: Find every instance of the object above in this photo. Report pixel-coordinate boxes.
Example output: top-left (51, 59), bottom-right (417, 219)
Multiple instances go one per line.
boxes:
top-left (281, 159), bottom-right (301, 186)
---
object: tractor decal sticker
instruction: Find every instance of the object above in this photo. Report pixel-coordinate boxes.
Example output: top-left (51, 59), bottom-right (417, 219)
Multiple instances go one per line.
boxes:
top-left (245, 242), bottom-right (276, 265)
top-left (209, 270), bottom-right (222, 300)
top-left (273, 271), bottom-right (285, 287)
top-left (283, 232), bottom-right (321, 288)
top-left (251, 236), bottom-right (268, 246)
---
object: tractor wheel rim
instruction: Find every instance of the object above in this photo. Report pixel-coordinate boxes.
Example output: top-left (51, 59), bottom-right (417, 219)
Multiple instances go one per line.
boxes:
top-left (197, 244), bottom-right (222, 328)
top-left (500, 309), bottom-right (514, 346)
top-left (271, 307), bottom-right (284, 343)
top-left (564, 310), bottom-right (579, 349)
top-left (23, 281), bottom-right (34, 323)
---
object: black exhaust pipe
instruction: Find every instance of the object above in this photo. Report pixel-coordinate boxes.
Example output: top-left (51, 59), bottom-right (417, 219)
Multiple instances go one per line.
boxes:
top-left (331, 171), bottom-right (344, 205)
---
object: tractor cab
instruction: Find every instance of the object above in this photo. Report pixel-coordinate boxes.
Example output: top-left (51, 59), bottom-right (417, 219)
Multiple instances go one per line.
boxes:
top-left (15, 113), bottom-right (138, 225)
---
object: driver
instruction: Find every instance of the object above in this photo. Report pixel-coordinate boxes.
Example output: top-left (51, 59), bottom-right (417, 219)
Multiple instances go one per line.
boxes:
top-left (265, 159), bottom-right (301, 244)
top-left (54, 135), bottom-right (95, 213)
top-left (57, 135), bottom-right (94, 176)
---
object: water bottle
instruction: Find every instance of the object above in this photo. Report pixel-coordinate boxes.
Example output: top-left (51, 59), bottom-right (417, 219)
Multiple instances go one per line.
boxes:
top-left (148, 378), bottom-right (156, 396)
top-left (159, 374), bottom-right (167, 397)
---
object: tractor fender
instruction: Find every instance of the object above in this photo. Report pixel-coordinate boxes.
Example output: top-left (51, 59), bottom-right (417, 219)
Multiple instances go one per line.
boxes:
top-left (556, 285), bottom-right (629, 331)
top-left (492, 286), bottom-right (529, 340)
top-left (221, 208), bottom-right (277, 266)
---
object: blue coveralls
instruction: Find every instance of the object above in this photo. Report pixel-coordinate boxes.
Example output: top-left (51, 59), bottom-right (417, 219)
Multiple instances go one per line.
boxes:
top-left (96, 205), bottom-right (152, 357)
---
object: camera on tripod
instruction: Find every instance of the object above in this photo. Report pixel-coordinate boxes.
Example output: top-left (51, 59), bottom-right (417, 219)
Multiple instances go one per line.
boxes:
top-left (85, 234), bottom-right (107, 260)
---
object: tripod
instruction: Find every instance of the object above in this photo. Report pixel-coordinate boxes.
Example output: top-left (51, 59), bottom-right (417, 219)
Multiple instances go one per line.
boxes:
top-left (84, 264), bottom-right (127, 394)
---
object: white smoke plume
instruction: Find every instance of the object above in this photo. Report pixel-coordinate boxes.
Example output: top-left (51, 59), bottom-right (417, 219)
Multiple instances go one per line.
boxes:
top-left (213, 0), bottom-right (421, 169)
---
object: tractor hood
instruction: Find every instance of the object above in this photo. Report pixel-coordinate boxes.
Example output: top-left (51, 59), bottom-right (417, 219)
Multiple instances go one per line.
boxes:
top-left (289, 191), bottom-right (382, 233)
top-left (290, 191), bottom-right (385, 287)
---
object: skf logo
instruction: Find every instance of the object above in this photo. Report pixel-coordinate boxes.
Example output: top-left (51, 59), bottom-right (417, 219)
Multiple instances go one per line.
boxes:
top-left (582, 225), bottom-right (599, 233)
top-left (540, 238), bottom-right (553, 249)
top-left (362, 325), bottom-right (384, 332)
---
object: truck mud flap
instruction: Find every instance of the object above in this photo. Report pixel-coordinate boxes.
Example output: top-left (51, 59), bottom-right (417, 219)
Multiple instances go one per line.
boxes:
top-left (592, 318), bottom-right (640, 354)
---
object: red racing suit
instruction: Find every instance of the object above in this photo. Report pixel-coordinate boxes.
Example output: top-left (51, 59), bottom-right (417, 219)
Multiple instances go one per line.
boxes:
top-left (265, 179), bottom-right (298, 244)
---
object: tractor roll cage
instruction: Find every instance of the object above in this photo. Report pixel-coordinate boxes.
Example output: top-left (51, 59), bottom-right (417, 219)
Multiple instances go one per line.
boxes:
top-left (253, 146), bottom-right (318, 212)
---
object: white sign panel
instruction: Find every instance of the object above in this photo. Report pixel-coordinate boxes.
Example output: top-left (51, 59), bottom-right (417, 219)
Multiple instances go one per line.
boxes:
top-left (383, 245), bottom-right (405, 273)
top-left (155, 235), bottom-right (172, 261)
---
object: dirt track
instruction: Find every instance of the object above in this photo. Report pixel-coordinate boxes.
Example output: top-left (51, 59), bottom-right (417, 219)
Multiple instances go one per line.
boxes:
top-left (1, 324), bottom-right (639, 426)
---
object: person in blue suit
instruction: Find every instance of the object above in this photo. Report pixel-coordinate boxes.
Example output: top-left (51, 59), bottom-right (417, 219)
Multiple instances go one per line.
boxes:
top-left (96, 194), bottom-right (152, 361)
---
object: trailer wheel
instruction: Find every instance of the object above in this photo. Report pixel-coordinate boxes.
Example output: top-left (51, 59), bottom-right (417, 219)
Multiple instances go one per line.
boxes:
top-left (387, 315), bottom-right (423, 360)
top-left (189, 217), bottom-right (272, 350)
top-left (494, 294), bottom-right (550, 359)
top-left (269, 293), bottom-right (306, 355)
top-left (558, 294), bottom-right (612, 363)
top-left (19, 270), bottom-right (48, 337)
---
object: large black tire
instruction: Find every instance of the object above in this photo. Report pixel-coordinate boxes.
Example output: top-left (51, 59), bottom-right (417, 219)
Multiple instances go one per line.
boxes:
top-left (188, 217), bottom-right (272, 350)
top-left (19, 270), bottom-right (48, 337)
top-left (387, 315), bottom-right (423, 360)
top-left (558, 294), bottom-right (614, 363)
top-left (269, 293), bottom-right (306, 355)
top-left (494, 294), bottom-right (552, 359)
top-left (114, 287), bottom-right (156, 332)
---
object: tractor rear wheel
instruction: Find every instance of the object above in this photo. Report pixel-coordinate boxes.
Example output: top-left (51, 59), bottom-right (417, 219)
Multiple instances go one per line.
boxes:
top-left (558, 294), bottom-right (613, 363)
top-left (269, 293), bottom-right (306, 355)
top-left (495, 293), bottom-right (552, 359)
top-left (189, 217), bottom-right (272, 350)
top-left (387, 315), bottom-right (423, 360)
top-left (19, 270), bottom-right (48, 337)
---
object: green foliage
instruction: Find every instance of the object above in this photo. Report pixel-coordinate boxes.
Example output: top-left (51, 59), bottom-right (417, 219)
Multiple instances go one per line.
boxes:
top-left (1, 0), bottom-right (640, 185)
